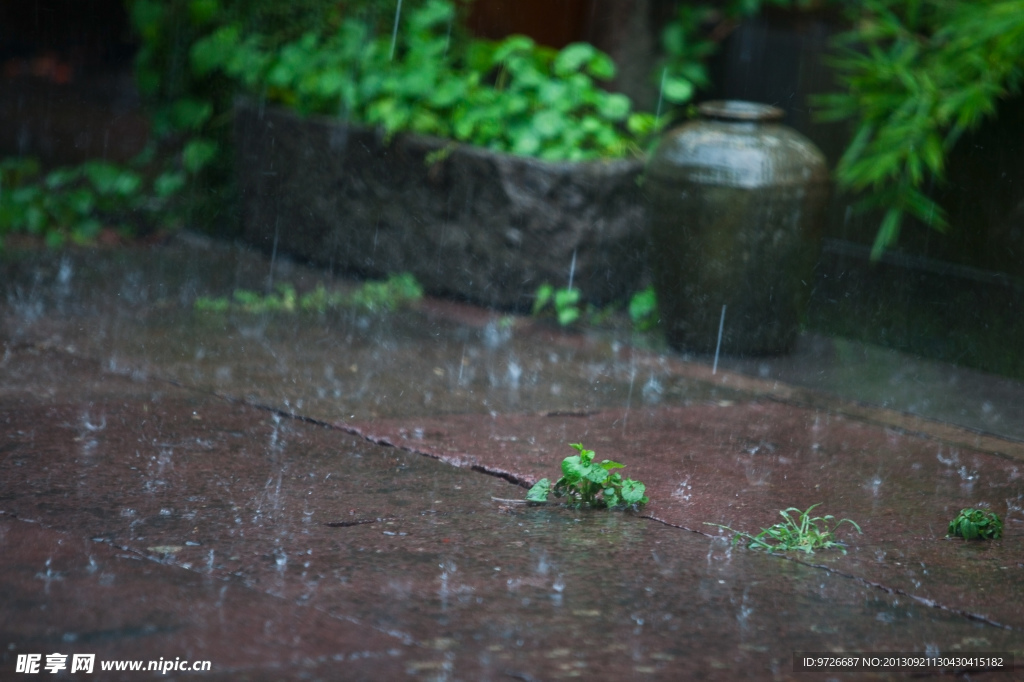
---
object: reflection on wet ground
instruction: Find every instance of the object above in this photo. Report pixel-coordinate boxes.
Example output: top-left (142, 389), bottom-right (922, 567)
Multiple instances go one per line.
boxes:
top-left (1, 235), bottom-right (1022, 680)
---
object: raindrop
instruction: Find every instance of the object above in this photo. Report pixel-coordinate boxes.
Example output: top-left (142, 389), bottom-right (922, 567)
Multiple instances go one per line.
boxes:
top-left (712, 305), bottom-right (726, 374)
top-left (655, 67), bottom-right (667, 120)
top-left (389, 0), bottom-right (404, 61)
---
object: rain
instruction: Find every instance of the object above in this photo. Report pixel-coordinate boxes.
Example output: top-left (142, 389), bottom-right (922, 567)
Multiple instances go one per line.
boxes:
top-left (1, 1), bottom-right (1023, 680)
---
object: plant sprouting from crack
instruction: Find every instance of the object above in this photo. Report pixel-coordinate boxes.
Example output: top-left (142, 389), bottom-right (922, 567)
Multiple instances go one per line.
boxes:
top-left (526, 442), bottom-right (648, 510)
top-left (194, 272), bottom-right (422, 314)
top-left (532, 283), bottom-right (658, 332)
top-left (706, 503), bottom-right (862, 555)
top-left (947, 507), bottom-right (1002, 540)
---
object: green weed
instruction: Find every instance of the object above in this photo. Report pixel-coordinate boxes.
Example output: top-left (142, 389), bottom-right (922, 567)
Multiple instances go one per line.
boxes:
top-left (707, 504), bottom-right (862, 555)
top-left (532, 283), bottom-right (658, 333)
top-left (526, 442), bottom-right (648, 510)
top-left (627, 286), bottom-right (659, 331)
top-left (194, 272), bottom-right (423, 314)
top-left (947, 508), bottom-right (1002, 540)
top-left (532, 283), bottom-right (581, 326)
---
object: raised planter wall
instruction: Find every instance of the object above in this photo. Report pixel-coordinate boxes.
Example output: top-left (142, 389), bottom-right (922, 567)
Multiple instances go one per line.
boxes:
top-left (234, 103), bottom-right (648, 311)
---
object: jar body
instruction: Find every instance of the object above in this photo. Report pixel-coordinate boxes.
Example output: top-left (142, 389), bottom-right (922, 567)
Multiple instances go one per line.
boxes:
top-left (646, 101), bottom-right (830, 355)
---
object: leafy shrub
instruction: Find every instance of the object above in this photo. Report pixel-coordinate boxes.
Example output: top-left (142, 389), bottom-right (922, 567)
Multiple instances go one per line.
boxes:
top-left (190, 0), bottom-right (663, 160)
top-left (0, 155), bottom-right (185, 248)
top-left (815, 0), bottom-right (1024, 258)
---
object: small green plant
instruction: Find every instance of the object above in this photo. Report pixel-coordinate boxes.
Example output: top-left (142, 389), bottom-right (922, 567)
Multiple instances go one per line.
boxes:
top-left (194, 272), bottom-right (423, 314)
top-left (532, 283), bottom-right (581, 326)
top-left (628, 285), bottom-right (659, 331)
top-left (947, 508), bottom-right (1003, 540)
top-left (532, 283), bottom-right (659, 333)
top-left (526, 442), bottom-right (649, 509)
top-left (707, 504), bottom-right (862, 555)
top-left (347, 272), bottom-right (424, 313)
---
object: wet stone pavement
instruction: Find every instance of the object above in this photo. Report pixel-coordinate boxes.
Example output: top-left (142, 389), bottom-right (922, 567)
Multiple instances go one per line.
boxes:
top-left (1, 236), bottom-right (1023, 681)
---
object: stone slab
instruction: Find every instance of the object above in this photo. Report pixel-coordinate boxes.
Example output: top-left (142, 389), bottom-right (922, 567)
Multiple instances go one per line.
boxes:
top-left (342, 400), bottom-right (1024, 631)
top-left (1, 350), bottom-right (1022, 679)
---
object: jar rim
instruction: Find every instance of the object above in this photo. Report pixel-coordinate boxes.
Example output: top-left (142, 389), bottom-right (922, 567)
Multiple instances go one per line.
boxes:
top-left (698, 100), bottom-right (784, 121)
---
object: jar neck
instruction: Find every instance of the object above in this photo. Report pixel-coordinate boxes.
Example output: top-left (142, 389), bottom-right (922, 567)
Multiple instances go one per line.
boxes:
top-left (697, 100), bottom-right (784, 124)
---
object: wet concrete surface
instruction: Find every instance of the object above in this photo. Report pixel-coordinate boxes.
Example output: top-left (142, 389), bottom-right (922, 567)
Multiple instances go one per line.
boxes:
top-left (2, 237), bottom-right (1024, 679)
top-left (345, 403), bottom-right (1024, 629)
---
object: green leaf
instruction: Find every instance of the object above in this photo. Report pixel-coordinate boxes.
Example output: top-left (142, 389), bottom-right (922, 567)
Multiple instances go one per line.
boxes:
top-left (512, 131), bottom-right (541, 156)
top-left (493, 35), bottom-right (535, 64)
top-left (560, 455), bottom-right (585, 483)
top-left (170, 98), bottom-right (213, 132)
top-left (554, 287), bottom-right (579, 311)
top-left (154, 171), bottom-right (186, 198)
top-left (661, 76), bottom-right (694, 104)
top-left (620, 479), bottom-right (646, 504)
top-left (553, 43), bottom-right (597, 77)
top-left (532, 283), bottom-right (554, 315)
top-left (66, 188), bottom-right (95, 215)
top-left (45, 168), bottom-right (80, 190)
top-left (597, 93), bottom-right (631, 121)
top-left (182, 138), bottom-right (218, 174)
top-left (84, 162), bottom-right (141, 197)
top-left (870, 208), bottom-right (902, 261)
top-left (533, 110), bottom-right (564, 139)
top-left (557, 306), bottom-right (580, 326)
top-left (581, 463), bottom-right (609, 484)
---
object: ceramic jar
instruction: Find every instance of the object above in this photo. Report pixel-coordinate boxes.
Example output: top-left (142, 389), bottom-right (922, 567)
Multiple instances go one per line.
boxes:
top-left (646, 100), bottom-right (830, 355)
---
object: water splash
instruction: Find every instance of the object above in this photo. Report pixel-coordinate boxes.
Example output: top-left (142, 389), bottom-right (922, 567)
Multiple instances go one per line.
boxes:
top-left (671, 476), bottom-right (692, 502)
top-left (641, 373), bottom-right (663, 404)
top-left (439, 560), bottom-right (457, 612)
top-left (551, 574), bottom-right (565, 606)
